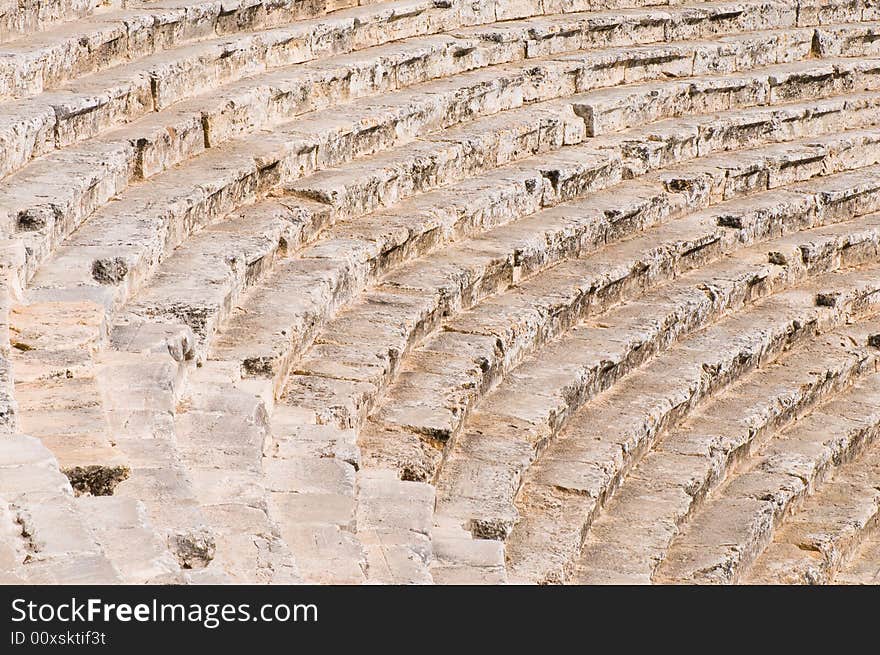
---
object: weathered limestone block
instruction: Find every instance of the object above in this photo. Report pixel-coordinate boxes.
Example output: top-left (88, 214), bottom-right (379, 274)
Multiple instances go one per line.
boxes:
top-left (0, 0), bottom-right (93, 43)
top-left (0, 434), bottom-right (122, 582)
top-left (797, 0), bottom-right (865, 26)
top-left (74, 495), bottom-right (181, 582)
top-left (356, 468), bottom-right (435, 583)
top-left (0, 0), bottom-right (838, 202)
top-left (267, 409), bottom-right (365, 583)
top-left (222, 129), bottom-right (880, 492)
top-left (0, 101), bottom-right (56, 181)
top-left (12, 48), bottom-right (868, 320)
top-left (815, 23), bottom-right (880, 57)
top-left (430, 518), bottom-right (506, 583)
top-left (0, 140), bottom-right (137, 272)
top-left (114, 466), bottom-right (215, 570)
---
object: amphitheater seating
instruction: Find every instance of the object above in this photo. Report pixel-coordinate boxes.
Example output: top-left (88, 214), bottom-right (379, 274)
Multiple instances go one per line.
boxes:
top-left (1, 0), bottom-right (880, 584)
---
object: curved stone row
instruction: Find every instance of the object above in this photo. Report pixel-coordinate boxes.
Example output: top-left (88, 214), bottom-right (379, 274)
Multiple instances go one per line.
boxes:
top-left (2, 0), bottom-right (880, 584)
top-left (656, 354), bottom-right (880, 584)
top-left (2, 0), bottom-right (817, 191)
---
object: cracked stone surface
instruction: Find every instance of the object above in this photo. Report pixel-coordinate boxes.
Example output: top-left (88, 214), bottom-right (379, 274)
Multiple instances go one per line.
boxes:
top-left (1, 0), bottom-right (880, 585)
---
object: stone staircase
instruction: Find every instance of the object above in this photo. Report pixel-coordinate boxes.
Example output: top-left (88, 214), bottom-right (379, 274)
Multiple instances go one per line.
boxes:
top-left (2, 0), bottom-right (880, 584)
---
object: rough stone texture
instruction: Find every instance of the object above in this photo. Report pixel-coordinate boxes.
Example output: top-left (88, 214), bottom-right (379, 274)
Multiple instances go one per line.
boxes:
top-left (2, 0), bottom-right (880, 585)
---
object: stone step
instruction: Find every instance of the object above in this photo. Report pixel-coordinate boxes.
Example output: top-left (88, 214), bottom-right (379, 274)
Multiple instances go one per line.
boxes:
top-left (211, 94), bottom-right (880, 398)
top-left (132, 149), bottom-right (618, 369)
top-left (171, 361), bottom-right (301, 582)
top-left (371, 164), bottom-right (880, 477)
top-left (0, 0), bottom-right (446, 101)
top-left (742, 375), bottom-right (880, 584)
top-left (505, 231), bottom-right (880, 584)
top-left (356, 468), bottom-right (435, 583)
top-left (0, 4), bottom-right (834, 186)
top-left (190, 14), bottom-right (836, 159)
top-left (267, 409), bottom-right (365, 583)
top-left (0, 0), bottom-right (94, 44)
top-left (498, 216), bottom-right (876, 581)
top-left (17, 51), bottom-right (874, 301)
top-left (0, 0), bottom-right (819, 104)
top-left (265, 418), bottom-right (504, 584)
top-left (288, 56), bottom-right (880, 218)
top-left (564, 289), bottom-right (880, 584)
top-left (198, 100), bottom-right (587, 376)
top-left (799, 0), bottom-right (875, 25)
top-left (429, 517), bottom-right (507, 584)
top-left (573, 57), bottom-right (880, 137)
top-left (6, 0), bottom-right (880, 589)
top-left (20, 74), bottom-right (589, 303)
top-left (97, 349), bottom-right (226, 578)
top-left (656, 366), bottom-right (880, 584)
top-left (39, 103), bottom-right (880, 338)
top-left (457, 1), bottom-right (793, 54)
top-left (0, 433), bottom-right (122, 583)
top-left (360, 166), bottom-right (880, 484)
top-left (601, 91), bottom-right (880, 178)
top-left (0, 6), bottom-right (481, 184)
top-left (439, 253), bottom-right (880, 562)
top-left (112, 197), bottom-right (315, 363)
top-left (115, 26), bottom-right (768, 358)
top-left (72, 495), bottom-right (181, 583)
top-left (10, 300), bottom-right (130, 477)
top-left (0, 1), bottom-right (487, 254)
top-left (113, 464), bottom-right (223, 578)
top-left (270, 381), bottom-right (435, 583)
top-left (834, 512), bottom-right (880, 584)
top-left (20, 109), bottom-right (872, 588)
